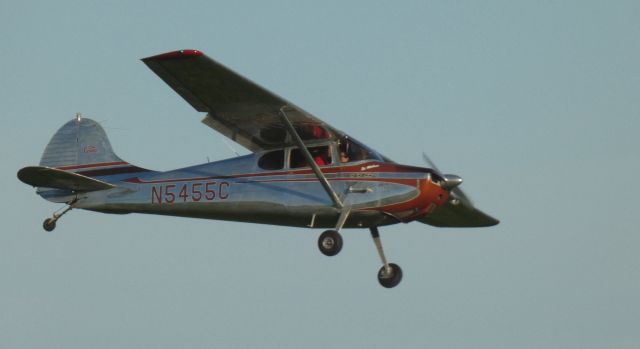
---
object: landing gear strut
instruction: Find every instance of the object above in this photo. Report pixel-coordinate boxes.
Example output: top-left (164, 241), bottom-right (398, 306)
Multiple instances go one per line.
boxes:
top-left (42, 200), bottom-right (76, 232)
top-left (370, 226), bottom-right (403, 288)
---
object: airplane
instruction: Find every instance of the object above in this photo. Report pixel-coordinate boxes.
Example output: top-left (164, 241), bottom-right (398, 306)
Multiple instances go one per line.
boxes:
top-left (17, 49), bottom-right (498, 288)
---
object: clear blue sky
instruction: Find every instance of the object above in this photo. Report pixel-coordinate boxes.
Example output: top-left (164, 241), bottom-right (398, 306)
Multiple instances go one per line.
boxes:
top-left (2, 1), bottom-right (639, 348)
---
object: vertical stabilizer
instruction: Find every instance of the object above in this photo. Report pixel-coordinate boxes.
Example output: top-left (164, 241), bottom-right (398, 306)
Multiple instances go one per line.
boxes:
top-left (38, 117), bottom-right (151, 182)
top-left (40, 118), bottom-right (124, 169)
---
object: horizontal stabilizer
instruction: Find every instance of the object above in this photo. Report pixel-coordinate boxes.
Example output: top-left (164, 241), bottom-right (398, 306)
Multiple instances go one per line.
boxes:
top-left (17, 166), bottom-right (116, 191)
top-left (418, 201), bottom-right (499, 227)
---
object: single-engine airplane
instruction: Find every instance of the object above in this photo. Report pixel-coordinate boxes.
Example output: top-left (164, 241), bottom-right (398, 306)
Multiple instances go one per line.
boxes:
top-left (18, 49), bottom-right (498, 288)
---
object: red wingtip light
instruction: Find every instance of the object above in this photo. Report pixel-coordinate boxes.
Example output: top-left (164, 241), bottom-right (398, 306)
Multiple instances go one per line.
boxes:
top-left (143, 49), bottom-right (203, 61)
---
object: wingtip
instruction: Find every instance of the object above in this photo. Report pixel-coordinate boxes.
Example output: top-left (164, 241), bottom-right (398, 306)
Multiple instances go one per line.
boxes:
top-left (142, 49), bottom-right (203, 61)
top-left (17, 166), bottom-right (37, 186)
top-left (478, 213), bottom-right (500, 227)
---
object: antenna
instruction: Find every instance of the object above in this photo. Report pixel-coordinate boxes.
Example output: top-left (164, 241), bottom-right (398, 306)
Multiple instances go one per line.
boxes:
top-left (221, 139), bottom-right (240, 157)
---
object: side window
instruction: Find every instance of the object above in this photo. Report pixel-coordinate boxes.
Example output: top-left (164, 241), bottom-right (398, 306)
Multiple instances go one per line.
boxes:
top-left (290, 146), bottom-right (332, 168)
top-left (258, 150), bottom-right (284, 170)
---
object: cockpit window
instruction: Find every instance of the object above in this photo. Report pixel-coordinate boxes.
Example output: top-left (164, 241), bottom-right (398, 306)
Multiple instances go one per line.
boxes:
top-left (290, 145), bottom-right (332, 168)
top-left (258, 150), bottom-right (285, 170)
top-left (338, 137), bottom-right (382, 163)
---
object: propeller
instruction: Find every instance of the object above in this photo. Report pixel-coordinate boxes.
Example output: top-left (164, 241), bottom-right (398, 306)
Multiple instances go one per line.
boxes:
top-left (418, 152), bottom-right (499, 227)
top-left (422, 152), bottom-right (473, 207)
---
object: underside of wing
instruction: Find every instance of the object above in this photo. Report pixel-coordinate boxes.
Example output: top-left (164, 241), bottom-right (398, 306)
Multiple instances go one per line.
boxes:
top-left (142, 50), bottom-right (336, 152)
top-left (17, 166), bottom-right (116, 192)
top-left (419, 200), bottom-right (499, 228)
top-left (419, 187), bottom-right (499, 227)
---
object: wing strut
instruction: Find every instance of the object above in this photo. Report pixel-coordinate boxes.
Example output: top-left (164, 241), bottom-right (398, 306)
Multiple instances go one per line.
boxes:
top-left (278, 106), bottom-right (343, 209)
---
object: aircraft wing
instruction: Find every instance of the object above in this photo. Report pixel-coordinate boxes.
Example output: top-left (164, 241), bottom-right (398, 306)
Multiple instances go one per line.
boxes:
top-left (142, 50), bottom-right (335, 152)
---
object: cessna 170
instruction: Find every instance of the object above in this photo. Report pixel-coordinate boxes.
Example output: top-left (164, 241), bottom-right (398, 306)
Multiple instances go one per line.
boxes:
top-left (18, 49), bottom-right (498, 288)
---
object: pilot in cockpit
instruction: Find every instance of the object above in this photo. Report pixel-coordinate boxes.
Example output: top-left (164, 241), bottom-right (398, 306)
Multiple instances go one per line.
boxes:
top-left (339, 150), bottom-right (350, 163)
top-left (339, 137), bottom-right (363, 163)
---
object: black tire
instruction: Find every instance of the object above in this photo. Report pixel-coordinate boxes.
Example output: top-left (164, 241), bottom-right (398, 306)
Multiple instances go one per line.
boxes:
top-left (43, 218), bottom-right (56, 232)
top-left (318, 230), bottom-right (343, 256)
top-left (377, 263), bottom-right (403, 288)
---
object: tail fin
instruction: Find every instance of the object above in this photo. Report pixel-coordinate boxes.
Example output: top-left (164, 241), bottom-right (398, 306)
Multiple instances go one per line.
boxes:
top-left (18, 117), bottom-right (150, 203)
top-left (38, 117), bottom-right (150, 179)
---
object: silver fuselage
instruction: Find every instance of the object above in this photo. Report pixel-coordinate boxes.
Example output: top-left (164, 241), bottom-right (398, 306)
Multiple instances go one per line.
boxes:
top-left (39, 153), bottom-right (449, 229)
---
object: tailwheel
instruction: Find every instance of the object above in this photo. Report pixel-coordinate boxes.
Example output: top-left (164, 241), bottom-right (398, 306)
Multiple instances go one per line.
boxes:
top-left (43, 218), bottom-right (57, 232)
top-left (318, 230), bottom-right (343, 256)
top-left (377, 263), bottom-right (403, 288)
top-left (42, 199), bottom-right (76, 232)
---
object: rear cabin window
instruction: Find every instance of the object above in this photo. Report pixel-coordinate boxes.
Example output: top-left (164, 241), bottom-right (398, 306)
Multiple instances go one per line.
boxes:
top-left (258, 150), bottom-right (285, 170)
top-left (290, 146), bottom-right (332, 168)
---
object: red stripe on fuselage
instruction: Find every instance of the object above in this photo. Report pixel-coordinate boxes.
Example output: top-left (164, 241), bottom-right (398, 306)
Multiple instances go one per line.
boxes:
top-left (239, 177), bottom-right (420, 186)
top-left (124, 161), bottom-right (433, 184)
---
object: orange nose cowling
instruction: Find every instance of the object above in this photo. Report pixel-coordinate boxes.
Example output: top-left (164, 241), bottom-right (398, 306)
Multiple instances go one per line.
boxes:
top-left (381, 177), bottom-right (449, 222)
top-left (412, 177), bottom-right (449, 220)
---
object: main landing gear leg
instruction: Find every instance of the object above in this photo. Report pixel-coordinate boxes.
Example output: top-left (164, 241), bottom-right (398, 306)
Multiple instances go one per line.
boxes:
top-left (281, 106), bottom-right (350, 258)
top-left (318, 207), bottom-right (351, 257)
top-left (42, 199), bottom-right (77, 232)
top-left (370, 226), bottom-right (403, 288)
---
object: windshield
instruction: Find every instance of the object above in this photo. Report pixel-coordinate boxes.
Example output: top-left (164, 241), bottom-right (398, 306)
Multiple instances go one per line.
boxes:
top-left (337, 136), bottom-right (383, 163)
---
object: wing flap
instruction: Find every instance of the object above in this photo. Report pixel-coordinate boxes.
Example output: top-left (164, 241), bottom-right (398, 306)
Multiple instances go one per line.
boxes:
top-left (142, 50), bottom-right (333, 152)
top-left (17, 166), bottom-right (116, 192)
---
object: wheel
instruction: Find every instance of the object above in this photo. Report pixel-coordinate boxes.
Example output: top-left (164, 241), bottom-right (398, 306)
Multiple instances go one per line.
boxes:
top-left (318, 230), bottom-right (343, 256)
top-left (377, 263), bottom-right (402, 288)
top-left (43, 218), bottom-right (56, 232)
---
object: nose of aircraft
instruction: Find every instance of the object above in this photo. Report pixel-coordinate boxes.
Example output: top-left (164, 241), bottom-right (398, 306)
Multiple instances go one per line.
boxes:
top-left (441, 174), bottom-right (463, 190)
top-left (415, 176), bottom-right (450, 218)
